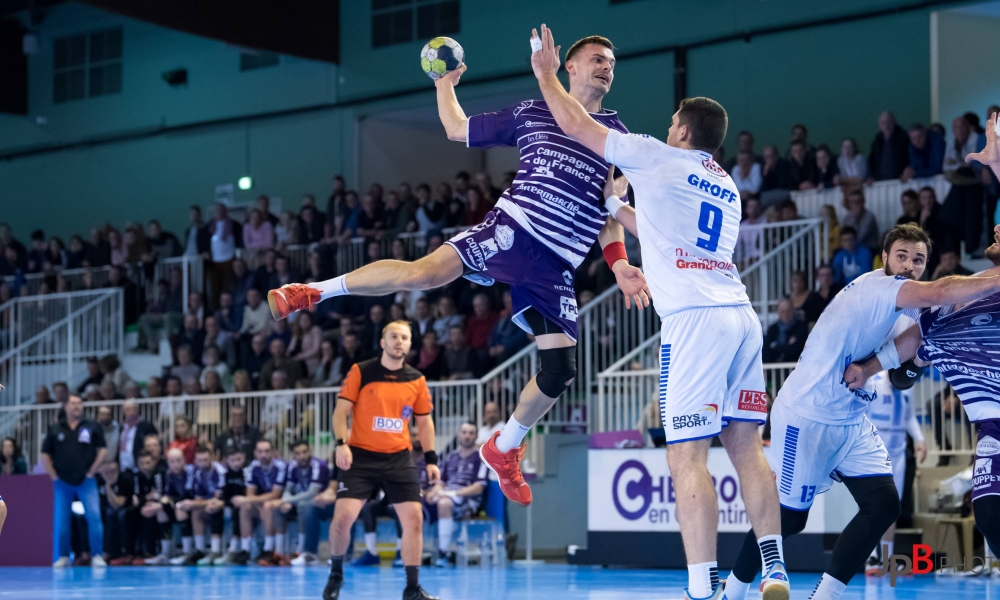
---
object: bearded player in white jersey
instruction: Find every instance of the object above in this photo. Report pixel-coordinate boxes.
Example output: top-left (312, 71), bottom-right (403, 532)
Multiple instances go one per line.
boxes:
top-left (531, 25), bottom-right (786, 600)
top-left (722, 222), bottom-right (1000, 600)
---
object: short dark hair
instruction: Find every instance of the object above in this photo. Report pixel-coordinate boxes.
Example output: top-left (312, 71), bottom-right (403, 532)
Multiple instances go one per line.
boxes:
top-left (901, 189), bottom-right (918, 202)
top-left (677, 97), bottom-right (728, 152)
top-left (462, 420), bottom-right (478, 429)
top-left (882, 222), bottom-right (931, 255)
top-left (565, 35), bottom-right (615, 62)
top-left (909, 123), bottom-right (925, 132)
top-left (256, 439), bottom-right (272, 450)
top-left (840, 226), bottom-right (857, 238)
top-left (195, 445), bottom-right (211, 455)
top-left (290, 439), bottom-right (309, 451)
top-left (225, 449), bottom-right (245, 459)
top-left (137, 450), bottom-right (153, 461)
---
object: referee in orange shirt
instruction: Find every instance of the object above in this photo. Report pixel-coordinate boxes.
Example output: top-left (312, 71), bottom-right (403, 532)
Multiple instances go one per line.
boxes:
top-left (324, 320), bottom-right (440, 600)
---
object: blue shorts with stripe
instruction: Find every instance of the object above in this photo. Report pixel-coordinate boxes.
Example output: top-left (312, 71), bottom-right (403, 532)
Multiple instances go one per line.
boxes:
top-left (768, 401), bottom-right (893, 511)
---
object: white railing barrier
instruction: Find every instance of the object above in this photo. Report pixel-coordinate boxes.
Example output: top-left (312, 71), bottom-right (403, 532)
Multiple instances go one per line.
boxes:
top-left (0, 289), bottom-right (123, 406)
top-left (791, 174), bottom-right (951, 237)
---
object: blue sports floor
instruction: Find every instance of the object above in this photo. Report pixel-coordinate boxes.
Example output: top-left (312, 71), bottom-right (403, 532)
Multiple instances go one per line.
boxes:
top-left (2, 565), bottom-right (999, 599)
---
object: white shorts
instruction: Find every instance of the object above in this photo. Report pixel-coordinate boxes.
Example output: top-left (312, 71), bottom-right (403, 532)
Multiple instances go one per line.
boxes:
top-left (881, 430), bottom-right (908, 498)
top-left (659, 304), bottom-right (768, 444)
top-left (770, 401), bottom-right (893, 511)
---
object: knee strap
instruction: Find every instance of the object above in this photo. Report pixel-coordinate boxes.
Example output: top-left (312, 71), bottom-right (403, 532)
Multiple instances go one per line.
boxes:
top-left (536, 347), bottom-right (577, 398)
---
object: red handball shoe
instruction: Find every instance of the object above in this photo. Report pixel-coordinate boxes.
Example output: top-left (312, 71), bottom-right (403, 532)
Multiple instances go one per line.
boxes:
top-left (267, 283), bottom-right (321, 320)
top-left (479, 431), bottom-right (532, 506)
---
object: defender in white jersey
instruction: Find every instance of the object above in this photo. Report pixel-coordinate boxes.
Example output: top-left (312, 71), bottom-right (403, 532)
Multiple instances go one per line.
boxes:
top-left (725, 224), bottom-right (1000, 600)
top-left (530, 25), bottom-right (786, 600)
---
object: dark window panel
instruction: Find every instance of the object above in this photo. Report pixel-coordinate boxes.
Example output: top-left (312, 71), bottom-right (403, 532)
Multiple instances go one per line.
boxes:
top-left (417, 1), bottom-right (460, 38)
top-left (90, 31), bottom-right (105, 62)
top-left (89, 65), bottom-right (105, 96)
top-left (54, 38), bottom-right (68, 70)
top-left (106, 28), bottom-right (122, 60)
top-left (68, 68), bottom-right (85, 100)
top-left (104, 63), bottom-right (122, 94)
top-left (69, 35), bottom-right (86, 66)
top-left (373, 0), bottom-right (410, 10)
top-left (53, 71), bottom-right (68, 103)
top-left (392, 8), bottom-right (413, 44)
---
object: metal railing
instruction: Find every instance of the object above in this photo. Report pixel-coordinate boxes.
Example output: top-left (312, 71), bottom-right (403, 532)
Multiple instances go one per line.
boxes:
top-left (790, 174), bottom-right (951, 238)
top-left (740, 218), bottom-right (827, 326)
top-left (0, 289), bottom-right (123, 406)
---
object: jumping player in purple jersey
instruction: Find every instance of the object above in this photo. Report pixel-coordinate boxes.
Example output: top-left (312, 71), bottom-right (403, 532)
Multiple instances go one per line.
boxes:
top-left (267, 35), bottom-right (651, 508)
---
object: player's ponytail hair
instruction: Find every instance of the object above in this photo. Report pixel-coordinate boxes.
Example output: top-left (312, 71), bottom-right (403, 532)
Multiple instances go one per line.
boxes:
top-left (882, 222), bottom-right (932, 255)
top-left (677, 97), bottom-right (728, 153)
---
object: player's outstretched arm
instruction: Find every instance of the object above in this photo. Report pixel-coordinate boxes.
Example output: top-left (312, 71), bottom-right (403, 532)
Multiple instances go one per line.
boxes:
top-left (896, 273), bottom-right (1000, 309)
top-left (530, 25), bottom-right (608, 156)
top-left (435, 63), bottom-right (469, 142)
top-left (967, 111), bottom-right (1000, 176)
top-left (598, 212), bottom-right (650, 310)
top-left (844, 323), bottom-right (924, 390)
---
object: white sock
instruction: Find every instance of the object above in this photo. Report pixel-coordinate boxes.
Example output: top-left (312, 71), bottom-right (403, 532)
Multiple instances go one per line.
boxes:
top-left (195, 536), bottom-right (206, 552)
top-left (495, 415), bottom-right (531, 453)
top-left (396, 539), bottom-right (402, 551)
top-left (264, 536), bottom-right (275, 552)
top-left (182, 536), bottom-right (193, 554)
top-left (723, 575), bottom-right (752, 600)
top-left (687, 561), bottom-right (718, 598)
top-left (229, 537), bottom-right (240, 553)
top-left (241, 537), bottom-right (252, 552)
top-left (438, 518), bottom-right (454, 553)
top-left (161, 539), bottom-right (171, 557)
top-left (317, 275), bottom-right (349, 301)
top-left (365, 532), bottom-right (378, 556)
top-left (809, 573), bottom-right (847, 600)
top-left (298, 533), bottom-right (305, 554)
top-left (757, 534), bottom-right (784, 572)
top-left (275, 533), bottom-right (285, 555)
top-left (210, 537), bottom-right (221, 554)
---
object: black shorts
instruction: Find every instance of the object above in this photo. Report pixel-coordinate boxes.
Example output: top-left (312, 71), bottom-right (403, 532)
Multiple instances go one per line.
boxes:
top-left (338, 446), bottom-right (421, 505)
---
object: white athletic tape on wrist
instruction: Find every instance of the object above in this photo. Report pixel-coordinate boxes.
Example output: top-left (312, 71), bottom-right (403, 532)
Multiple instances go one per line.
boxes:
top-left (530, 37), bottom-right (542, 53)
top-left (875, 341), bottom-right (901, 371)
top-left (605, 195), bottom-right (626, 220)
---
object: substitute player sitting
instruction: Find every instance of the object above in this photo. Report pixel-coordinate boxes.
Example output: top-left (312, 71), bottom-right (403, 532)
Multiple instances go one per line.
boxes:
top-left (323, 321), bottom-right (440, 600)
top-left (231, 439), bottom-right (287, 566)
top-left (725, 223), bottom-right (1000, 600)
top-left (268, 34), bottom-right (650, 508)
top-left (530, 24), bottom-right (784, 600)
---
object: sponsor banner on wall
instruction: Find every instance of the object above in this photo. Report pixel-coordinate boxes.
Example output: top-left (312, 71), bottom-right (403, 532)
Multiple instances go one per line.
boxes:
top-left (588, 448), bottom-right (827, 533)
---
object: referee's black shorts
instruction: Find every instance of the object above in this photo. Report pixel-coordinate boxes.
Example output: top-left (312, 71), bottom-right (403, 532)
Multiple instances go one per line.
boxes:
top-left (338, 446), bottom-right (421, 505)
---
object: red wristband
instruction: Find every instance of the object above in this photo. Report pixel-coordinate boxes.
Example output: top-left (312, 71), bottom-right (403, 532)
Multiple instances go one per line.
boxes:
top-left (602, 241), bottom-right (628, 269)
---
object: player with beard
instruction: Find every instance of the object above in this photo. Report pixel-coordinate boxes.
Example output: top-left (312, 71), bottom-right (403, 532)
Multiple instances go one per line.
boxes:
top-left (724, 223), bottom-right (1000, 600)
top-left (268, 35), bottom-right (651, 510)
top-left (324, 321), bottom-right (439, 600)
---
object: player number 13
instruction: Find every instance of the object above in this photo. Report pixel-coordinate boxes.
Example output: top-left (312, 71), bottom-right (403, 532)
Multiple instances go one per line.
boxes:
top-left (696, 202), bottom-right (723, 252)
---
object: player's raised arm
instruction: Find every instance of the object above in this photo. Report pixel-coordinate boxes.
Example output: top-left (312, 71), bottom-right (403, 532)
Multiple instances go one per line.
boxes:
top-left (603, 166), bottom-right (637, 237)
top-left (844, 323), bottom-right (924, 390)
top-left (435, 63), bottom-right (469, 142)
top-left (530, 25), bottom-right (609, 156)
top-left (896, 272), bottom-right (1000, 309)
top-left (967, 111), bottom-right (1000, 177)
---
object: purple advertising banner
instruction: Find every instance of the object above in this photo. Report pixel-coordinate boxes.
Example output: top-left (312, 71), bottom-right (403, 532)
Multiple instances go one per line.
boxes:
top-left (0, 474), bottom-right (54, 566)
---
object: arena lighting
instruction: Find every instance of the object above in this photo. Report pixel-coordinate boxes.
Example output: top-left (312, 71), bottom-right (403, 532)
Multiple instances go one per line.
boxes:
top-left (238, 176), bottom-right (252, 190)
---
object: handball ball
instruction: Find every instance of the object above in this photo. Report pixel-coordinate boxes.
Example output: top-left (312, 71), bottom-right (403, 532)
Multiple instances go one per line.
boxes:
top-left (420, 37), bottom-right (464, 80)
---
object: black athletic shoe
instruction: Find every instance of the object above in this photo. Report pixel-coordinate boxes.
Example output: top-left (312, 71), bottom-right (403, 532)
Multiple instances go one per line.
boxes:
top-left (183, 550), bottom-right (206, 566)
top-left (402, 585), bottom-right (438, 600)
top-left (322, 573), bottom-right (344, 600)
top-left (230, 550), bottom-right (250, 566)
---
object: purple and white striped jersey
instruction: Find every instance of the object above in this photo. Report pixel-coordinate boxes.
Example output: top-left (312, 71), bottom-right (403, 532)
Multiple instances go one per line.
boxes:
top-left (467, 100), bottom-right (628, 268)
top-left (186, 461), bottom-right (226, 498)
top-left (244, 458), bottom-right (287, 494)
top-left (285, 457), bottom-right (330, 494)
top-left (918, 292), bottom-right (1000, 422)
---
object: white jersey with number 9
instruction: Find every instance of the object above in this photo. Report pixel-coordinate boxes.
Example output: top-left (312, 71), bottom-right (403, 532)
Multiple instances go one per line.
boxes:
top-left (603, 129), bottom-right (751, 319)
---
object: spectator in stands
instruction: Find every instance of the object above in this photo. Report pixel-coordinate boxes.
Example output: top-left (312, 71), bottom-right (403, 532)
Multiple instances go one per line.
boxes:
top-left (0, 437), bottom-right (27, 475)
top-left (476, 171), bottom-right (501, 201)
top-left (267, 317), bottom-right (292, 348)
top-left (200, 344), bottom-right (232, 391)
top-left (942, 114), bottom-right (986, 255)
top-left (240, 288), bottom-right (271, 339)
top-left (138, 279), bottom-right (182, 352)
top-left (273, 254), bottom-right (298, 289)
top-left (176, 314), bottom-right (206, 365)
top-left (777, 199), bottom-right (799, 223)
top-left (299, 205), bottom-right (325, 245)
top-left (216, 291), bottom-right (243, 336)
top-left (207, 202), bottom-right (238, 310)
top-left (242, 333), bottom-right (270, 389)
top-left (183, 206), bottom-right (209, 257)
top-left (66, 235), bottom-right (87, 269)
top-left (145, 220), bottom-right (181, 262)
top-left (168, 415), bottom-right (198, 464)
top-left (260, 338), bottom-right (307, 389)
top-left (786, 271), bottom-right (826, 327)
top-left (142, 433), bottom-right (167, 472)
top-left (476, 402), bottom-right (504, 447)
top-left (227, 259), bottom-right (254, 315)
top-left (917, 186), bottom-right (954, 275)
top-left (465, 187), bottom-right (492, 227)
top-left (202, 370), bottom-right (225, 395)
top-left (96, 406), bottom-right (120, 464)
top-left (289, 311), bottom-right (322, 375)
top-left (731, 150), bottom-right (762, 198)
top-left (382, 191), bottom-right (415, 239)
top-left (187, 291), bottom-right (205, 326)
top-left (337, 331), bottom-right (366, 381)
top-left (204, 314), bottom-right (237, 370)
top-left (818, 205), bottom-right (840, 261)
top-left (811, 145), bottom-right (840, 190)
top-left (146, 376), bottom-right (164, 399)
top-left (723, 131), bottom-right (761, 171)
top-left (242, 209), bottom-right (274, 268)
top-left (932, 249), bottom-right (973, 280)
top-left (787, 140), bottom-right (816, 190)
top-left (231, 370), bottom-right (251, 393)
top-left (355, 195), bottom-right (383, 240)
top-left (118, 400), bottom-right (157, 471)
top-left (215, 406), bottom-right (262, 460)
top-left (125, 224), bottom-right (151, 265)
top-left (76, 356), bottom-right (104, 394)
top-left (869, 111), bottom-right (910, 181)
top-left (0, 223), bottom-right (26, 262)
top-left (87, 227), bottom-right (110, 266)
top-left (42, 395), bottom-right (107, 567)
top-left (171, 345), bottom-right (202, 388)
top-left (443, 326), bottom-right (482, 380)
top-left (183, 376), bottom-right (203, 396)
top-left (253, 249), bottom-right (278, 294)
top-left (411, 297), bottom-right (436, 340)
top-left (45, 236), bottom-right (67, 270)
top-left (106, 265), bottom-right (140, 326)
top-left (25, 229), bottom-right (47, 273)
top-left (360, 304), bottom-right (387, 354)
top-left (897, 190), bottom-right (921, 226)
top-left (813, 264), bottom-right (840, 316)
top-left (763, 299), bottom-right (808, 363)
top-left (108, 228), bottom-right (127, 267)
top-left (760, 145), bottom-right (793, 207)
top-left (415, 184), bottom-right (446, 232)
top-left (254, 195), bottom-right (278, 227)
top-left (832, 226), bottom-right (872, 286)
top-left (837, 137), bottom-right (867, 182)
top-left (433, 297), bottom-right (463, 345)
top-left (99, 354), bottom-right (132, 396)
top-left (424, 422), bottom-right (487, 565)
top-left (51, 381), bottom-right (68, 406)
top-left (83, 384), bottom-right (101, 402)
top-left (308, 340), bottom-right (338, 386)
top-left (465, 294), bottom-right (498, 352)
top-left (841, 189), bottom-right (880, 254)
top-left (412, 330), bottom-right (446, 381)
top-left (902, 123), bottom-right (945, 182)
top-left (164, 375), bottom-right (184, 400)
top-left (100, 380), bottom-right (123, 401)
